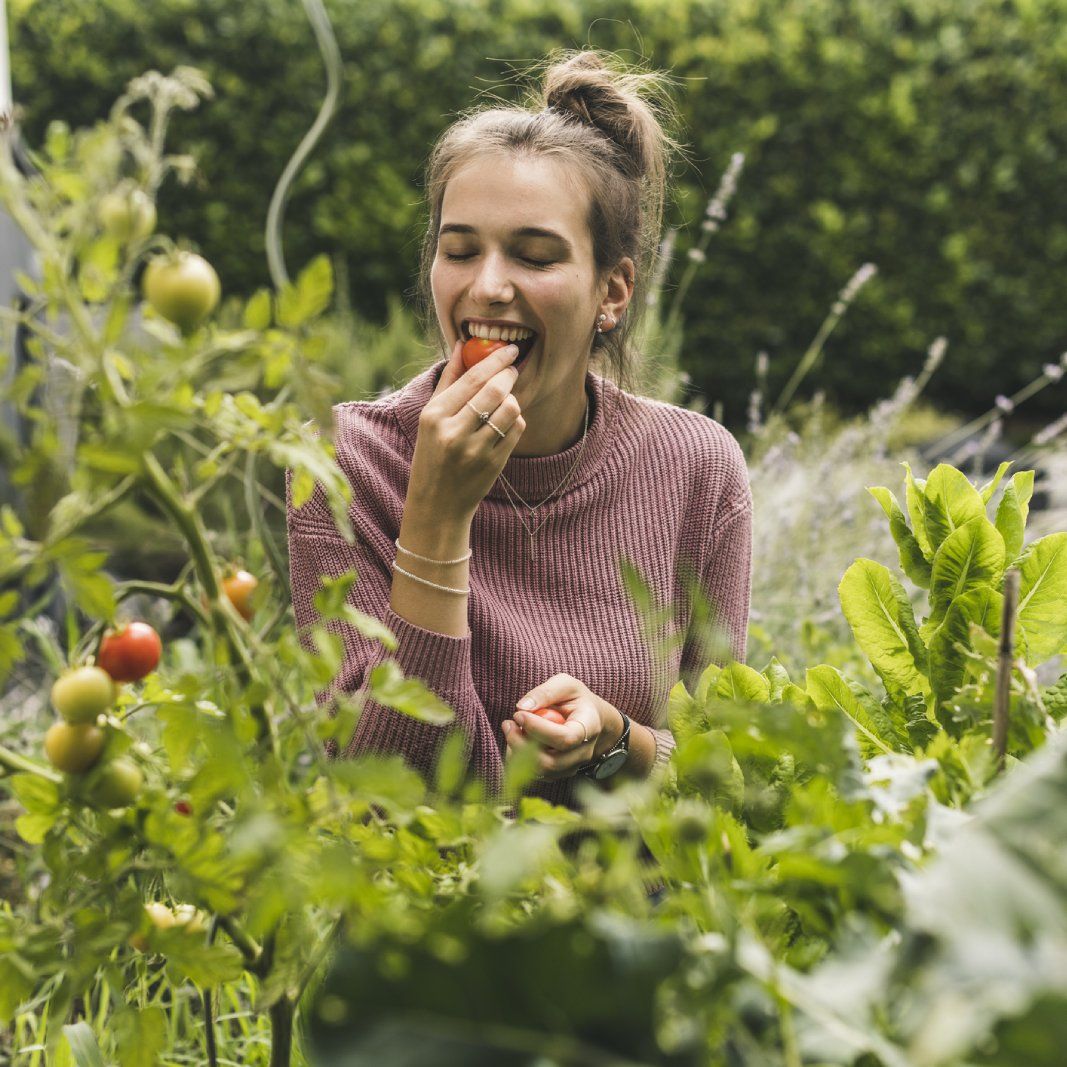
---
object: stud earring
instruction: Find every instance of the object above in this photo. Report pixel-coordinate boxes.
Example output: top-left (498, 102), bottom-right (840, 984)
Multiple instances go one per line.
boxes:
top-left (595, 314), bottom-right (614, 334)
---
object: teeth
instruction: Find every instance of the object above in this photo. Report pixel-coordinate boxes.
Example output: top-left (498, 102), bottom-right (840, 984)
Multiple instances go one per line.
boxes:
top-left (467, 322), bottom-right (533, 342)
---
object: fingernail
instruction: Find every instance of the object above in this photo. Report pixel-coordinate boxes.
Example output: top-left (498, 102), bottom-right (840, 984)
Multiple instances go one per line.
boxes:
top-left (518, 697), bottom-right (535, 709)
top-left (502, 721), bottom-right (511, 735)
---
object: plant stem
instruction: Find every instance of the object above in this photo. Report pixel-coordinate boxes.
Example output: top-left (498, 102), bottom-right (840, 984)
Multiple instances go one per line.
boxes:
top-left (294, 914), bottom-right (345, 1002)
top-left (217, 915), bottom-right (263, 974)
top-left (202, 985), bottom-right (218, 1067)
top-left (993, 569), bottom-right (1020, 773)
top-left (264, 0), bottom-right (342, 290)
top-left (141, 451), bottom-right (277, 751)
top-left (268, 996), bottom-right (294, 1067)
top-left (0, 742), bottom-right (63, 782)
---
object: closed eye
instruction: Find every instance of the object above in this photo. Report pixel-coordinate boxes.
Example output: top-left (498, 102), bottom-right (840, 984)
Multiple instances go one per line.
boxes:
top-left (442, 252), bottom-right (554, 269)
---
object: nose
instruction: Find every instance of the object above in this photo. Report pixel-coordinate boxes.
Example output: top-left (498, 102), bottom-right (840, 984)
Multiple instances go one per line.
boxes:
top-left (468, 250), bottom-right (515, 306)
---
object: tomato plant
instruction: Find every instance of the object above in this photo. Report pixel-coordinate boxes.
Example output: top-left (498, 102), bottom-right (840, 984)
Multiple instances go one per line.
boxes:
top-left (143, 250), bottom-right (221, 331)
top-left (50, 666), bottom-right (116, 724)
top-left (461, 336), bottom-right (509, 370)
top-left (43, 722), bottom-right (106, 773)
top-left (97, 621), bottom-right (162, 682)
top-left (222, 569), bottom-right (259, 621)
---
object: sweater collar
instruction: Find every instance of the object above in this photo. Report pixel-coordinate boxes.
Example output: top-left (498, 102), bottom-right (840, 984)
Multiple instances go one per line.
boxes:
top-left (392, 359), bottom-right (621, 503)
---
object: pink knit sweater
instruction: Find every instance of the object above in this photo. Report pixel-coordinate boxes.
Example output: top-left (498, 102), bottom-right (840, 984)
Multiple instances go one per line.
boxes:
top-left (286, 358), bottom-right (753, 805)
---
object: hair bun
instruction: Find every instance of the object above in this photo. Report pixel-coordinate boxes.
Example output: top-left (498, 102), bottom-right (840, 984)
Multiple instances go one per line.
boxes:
top-left (543, 53), bottom-right (643, 175)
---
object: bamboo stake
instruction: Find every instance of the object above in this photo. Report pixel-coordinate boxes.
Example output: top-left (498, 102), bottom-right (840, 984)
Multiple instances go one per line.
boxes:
top-left (993, 569), bottom-right (1020, 773)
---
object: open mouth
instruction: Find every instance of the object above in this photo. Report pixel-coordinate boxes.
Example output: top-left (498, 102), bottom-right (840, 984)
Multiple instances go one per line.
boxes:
top-left (462, 321), bottom-right (538, 367)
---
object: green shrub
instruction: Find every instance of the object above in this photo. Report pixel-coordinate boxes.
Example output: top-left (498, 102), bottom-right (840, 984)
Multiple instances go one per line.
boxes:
top-left (10, 0), bottom-right (1067, 422)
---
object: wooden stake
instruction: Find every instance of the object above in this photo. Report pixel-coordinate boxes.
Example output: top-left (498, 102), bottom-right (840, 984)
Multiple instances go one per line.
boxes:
top-left (993, 569), bottom-right (1020, 773)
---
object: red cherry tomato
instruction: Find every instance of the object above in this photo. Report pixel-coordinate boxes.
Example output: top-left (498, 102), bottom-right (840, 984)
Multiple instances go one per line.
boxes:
top-left (461, 336), bottom-right (509, 371)
top-left (222, 570), bottom-right (258, 621)
top-left (536, 708), bottom-right (567, 725)
top-left (98, 621), bottom-right (162, 683)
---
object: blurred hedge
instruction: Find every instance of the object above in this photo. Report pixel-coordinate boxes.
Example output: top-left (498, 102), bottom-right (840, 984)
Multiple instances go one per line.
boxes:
top-left (9, 0), bottom-right (1067, 424)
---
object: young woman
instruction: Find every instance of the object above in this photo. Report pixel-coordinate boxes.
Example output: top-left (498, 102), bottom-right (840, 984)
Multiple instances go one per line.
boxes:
top-left (286, 50), bottom-right (752, 804)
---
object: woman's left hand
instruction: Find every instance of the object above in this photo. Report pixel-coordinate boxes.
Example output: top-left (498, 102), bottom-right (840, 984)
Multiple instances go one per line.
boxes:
top-left (502, 673), bottom-right (624, 780)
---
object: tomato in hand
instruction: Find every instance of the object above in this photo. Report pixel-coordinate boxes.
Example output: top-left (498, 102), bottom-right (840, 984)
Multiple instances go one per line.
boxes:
top-left (461, 336), bottom-right (510, 371)
top-left (534, 708), bottom-right (567, 725)
top-left (92, 757), bottom-right (143, 809)
top-left (98, 621), bottom-right (162, 682)
top-left (51, 666), bottom-right (116, 724)
top-left (44, 722), bottom-right (106, 773)
top-left (222, 569), bottom-right (259, 621)
top-left (143, 251), bottom-right (221, 332)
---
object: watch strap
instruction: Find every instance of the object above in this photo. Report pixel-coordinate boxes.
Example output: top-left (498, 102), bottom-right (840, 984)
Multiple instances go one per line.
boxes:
top-left (579, 712), bottom-right (631, 779)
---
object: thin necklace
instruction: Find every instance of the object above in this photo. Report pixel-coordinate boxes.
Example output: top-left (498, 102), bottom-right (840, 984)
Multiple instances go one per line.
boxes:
top-left (498, 398), bottom-right (590, 560)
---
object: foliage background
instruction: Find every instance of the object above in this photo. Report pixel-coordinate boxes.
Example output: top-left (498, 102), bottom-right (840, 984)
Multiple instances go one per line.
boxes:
top-left (9, 0), bottom-right (1067, 427)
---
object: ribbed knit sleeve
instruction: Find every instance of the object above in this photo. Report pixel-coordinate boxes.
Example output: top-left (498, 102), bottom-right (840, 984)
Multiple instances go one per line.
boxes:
top-left (285, 471), bottom-right (503, 796)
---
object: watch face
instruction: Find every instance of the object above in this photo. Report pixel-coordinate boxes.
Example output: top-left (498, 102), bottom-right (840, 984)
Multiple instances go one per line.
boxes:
top-left (594, 749), bottom-right (629, 780)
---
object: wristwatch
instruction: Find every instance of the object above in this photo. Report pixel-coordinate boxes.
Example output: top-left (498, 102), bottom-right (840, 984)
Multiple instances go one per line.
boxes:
top-left (578, 712), bottom-right (631, 780)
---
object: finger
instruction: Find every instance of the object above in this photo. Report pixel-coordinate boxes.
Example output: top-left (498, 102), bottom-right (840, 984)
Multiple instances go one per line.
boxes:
top-left (502, 719), bottom-right (529, 751)
top-left (439, 343), bottom-right (519, 411)
top-left (516, 673), bottom-right (578, 714)
top-left (515, 712), bottom-right (575, 750)
top-left (432, 337), bottom-right (468, 398)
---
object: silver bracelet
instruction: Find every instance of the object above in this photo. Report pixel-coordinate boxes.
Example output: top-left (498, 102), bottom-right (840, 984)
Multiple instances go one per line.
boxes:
top-left (394, 537), bottom-right (472, 565)
top-left (391, 561), bottom-right (469, 596)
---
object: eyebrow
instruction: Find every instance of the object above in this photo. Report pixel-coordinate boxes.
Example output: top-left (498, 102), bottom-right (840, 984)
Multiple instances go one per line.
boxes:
top-left (438, 223), bottom-right (571, 248)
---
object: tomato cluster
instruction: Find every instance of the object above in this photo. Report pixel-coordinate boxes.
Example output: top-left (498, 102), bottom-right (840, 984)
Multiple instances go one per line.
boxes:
top-left (42, 619), bottom-right (163, 807)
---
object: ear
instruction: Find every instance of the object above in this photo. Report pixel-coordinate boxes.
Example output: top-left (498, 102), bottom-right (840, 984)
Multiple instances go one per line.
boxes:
top-left (600, 257), bottom-right (635, 328)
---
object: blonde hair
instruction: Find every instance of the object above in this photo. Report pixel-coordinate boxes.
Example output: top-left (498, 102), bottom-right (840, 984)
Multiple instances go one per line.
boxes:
top-left (415, 49), bottom-right (684, 396)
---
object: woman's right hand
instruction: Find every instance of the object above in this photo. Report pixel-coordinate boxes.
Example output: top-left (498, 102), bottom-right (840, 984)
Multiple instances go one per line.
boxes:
top-left (408, 339), bottom-right (527, 520)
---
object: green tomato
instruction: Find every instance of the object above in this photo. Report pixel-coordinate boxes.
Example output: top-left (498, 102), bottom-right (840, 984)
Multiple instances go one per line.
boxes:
top-left (51, 666), bottom-right (116, 724)
top-left (143, 252), bottom-right (221, 331)
top-left (92, 757), bottom-right (143, 809)
top-left (44, 721), bottom-right (106, 773)
top-left (99, 187), bottom-right (156, 243)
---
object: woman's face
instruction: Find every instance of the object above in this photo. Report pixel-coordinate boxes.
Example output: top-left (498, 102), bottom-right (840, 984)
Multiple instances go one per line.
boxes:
top-left (431, 152), bottom-right (614, 417)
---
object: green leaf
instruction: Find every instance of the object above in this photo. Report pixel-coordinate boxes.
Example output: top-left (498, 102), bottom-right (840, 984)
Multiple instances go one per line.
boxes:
top-left (243, 287), bottom-right (273, 330)
top-left (921, 464), bottom-right (987, 554)
top-left (765, 657), bottom-right (791, 701)
top-left (163, 938), bottom-right (245, 989)
top-left (16, 810), bottom-right (58, 844)
top-left (839, 559), bottom-right (929, 697)
top-left (10, 773), bottom-right (61, 814)
top-left (868, 485), bottom-right (932, 587)
top-left (979, 460), bottom-right (1012, 504)
top-left (928, 585), bottom-right (1004, 713)
top-left (805, 665), bottom-right (905, 755)
top-left (113, 1006), bottom-right (166, 1067)
top-left (714, 662), bottom-right (771, 703)
top-left (694, 662), bottom-right (721, 705)
top-left (674, 730), bottom-right (745, 813)
top-left (1016, 533), bottom-right (1067, 665)
top-left (995, 469), bottom-right (1035, 563)
top-left (368, 661), bottom-right (455, 725)
top-left (63, 1022), bottom-right (106, 1067)
top-left (927, 517), bottom-right (1005, 631)
top-left (667, 679), bottom-right (704, 746)
top-left (903, 462), bottom-right (933, 561)
top-left (0, 957), bottom-right (35, 1023)
top-left (277, 254), bottom-right (333, 327)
